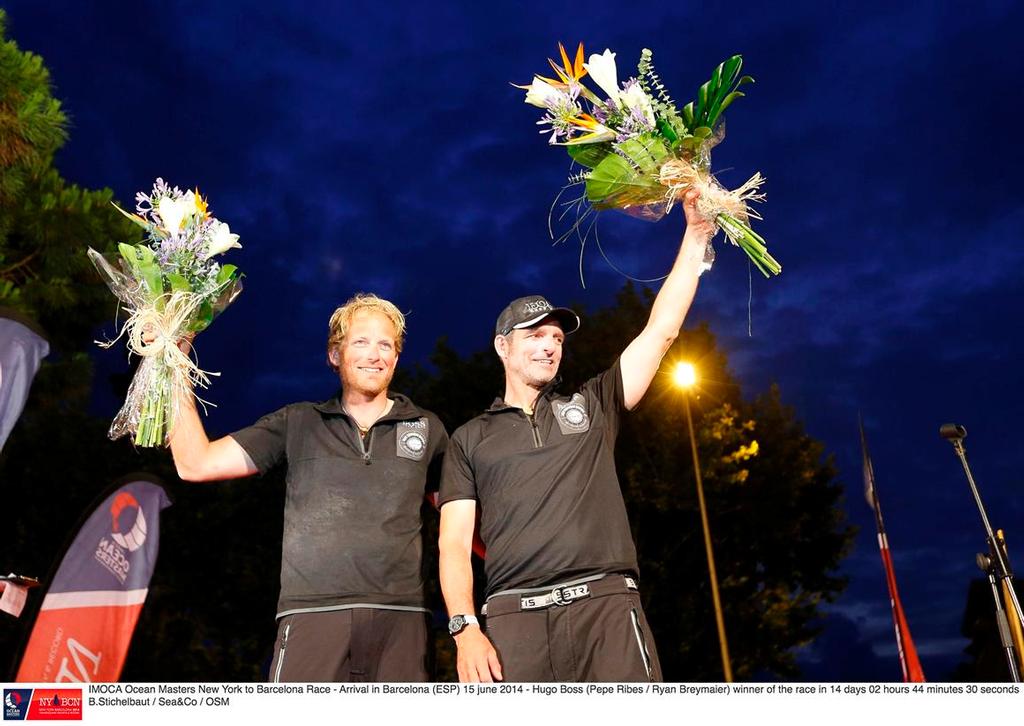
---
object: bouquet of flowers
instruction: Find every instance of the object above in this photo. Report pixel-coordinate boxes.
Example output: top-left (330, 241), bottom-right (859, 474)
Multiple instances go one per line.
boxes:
top-left (88, 179), bottom-right (243, 447)
top-left (520, 44), bottom-right (781, 277)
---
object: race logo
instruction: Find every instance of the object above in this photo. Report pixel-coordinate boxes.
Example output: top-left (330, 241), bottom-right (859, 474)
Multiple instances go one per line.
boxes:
top-left (554, 394), bottom-right (590, 435)
top-left (94, 492), bottom-right (147, 584)
top-left (26, 689), bottom-right (82, 720)
top-left (110, 492), bottom-right (147, 551)
top-left (396, 418), bottom-right (428, 461)
top-left (3, 690), bottom-right (32, 721)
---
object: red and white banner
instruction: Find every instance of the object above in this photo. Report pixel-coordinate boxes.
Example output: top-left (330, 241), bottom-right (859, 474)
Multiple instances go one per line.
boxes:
top-left (16, 477), bottom-right (171, 682)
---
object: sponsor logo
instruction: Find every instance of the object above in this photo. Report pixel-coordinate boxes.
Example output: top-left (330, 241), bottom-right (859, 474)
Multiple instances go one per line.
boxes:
top-left (396, 418), bottom-right (428, 461)
top-left (26, 690), bottom-right (82, 721)
top-left (554, 394), bottom-right (590, 434)
top-left (95, 492), bottom-right (148, 584)
top-left (4, 690), bottom-right (31, 721)
top-left (522, 300), bottom-right (552, 314)
top-left (400, 432), bottom-right (426, 454)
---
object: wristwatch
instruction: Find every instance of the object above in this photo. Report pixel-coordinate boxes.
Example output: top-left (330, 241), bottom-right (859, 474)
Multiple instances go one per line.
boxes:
top-left (447, 614), bottom-right (479, 636)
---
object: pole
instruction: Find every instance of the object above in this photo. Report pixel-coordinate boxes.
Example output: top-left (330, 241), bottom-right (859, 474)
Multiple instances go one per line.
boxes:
top-left (942, 424), bottom-right (1024, 682)
top-left (684, 392), bottom-right (734, 682)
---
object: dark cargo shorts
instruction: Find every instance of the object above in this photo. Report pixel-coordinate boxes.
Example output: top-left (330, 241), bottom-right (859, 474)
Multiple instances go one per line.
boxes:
top-left (481, 575), bottom-right (662, 682)
top-left (268, 608), bottom-right (429, 682)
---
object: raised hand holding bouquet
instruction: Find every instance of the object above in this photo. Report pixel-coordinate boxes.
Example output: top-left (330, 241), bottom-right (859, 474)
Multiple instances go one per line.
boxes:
top-left (521, 44), bottom-right (780, 277)
top-left (88, 179), bottom-right (243, 447)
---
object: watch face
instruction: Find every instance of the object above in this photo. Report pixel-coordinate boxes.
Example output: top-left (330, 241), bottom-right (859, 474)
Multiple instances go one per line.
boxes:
top-left (448, 615), bottom-right (466, 635)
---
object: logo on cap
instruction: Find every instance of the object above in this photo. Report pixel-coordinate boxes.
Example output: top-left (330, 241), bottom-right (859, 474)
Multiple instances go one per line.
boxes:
top-left (522, 300), bottom-right (553, 314)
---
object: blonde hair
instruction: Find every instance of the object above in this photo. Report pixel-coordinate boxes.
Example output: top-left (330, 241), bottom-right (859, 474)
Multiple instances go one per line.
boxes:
top-left (326, 293), bottom-right (406, 371)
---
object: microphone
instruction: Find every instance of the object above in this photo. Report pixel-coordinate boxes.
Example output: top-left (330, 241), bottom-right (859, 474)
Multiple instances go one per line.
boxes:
top-left (940, 423), bottom-right (967, 440)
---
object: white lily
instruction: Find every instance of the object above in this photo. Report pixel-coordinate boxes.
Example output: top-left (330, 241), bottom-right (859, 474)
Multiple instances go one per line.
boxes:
top-left (205, 220), bottom-right (241, 258)
top-left (621, 83), bottom-right (656, 126)
top-left (158, 196), bottom-right (188, 236)
top-left (583, 49), bottom-right (620, 105)
top-left (524, 77), bottom-right (564, 108)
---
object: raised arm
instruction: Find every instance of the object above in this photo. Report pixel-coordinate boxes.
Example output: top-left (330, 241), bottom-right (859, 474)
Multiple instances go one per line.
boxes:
top-left (619, 188), bottom-right (716, 410)
top-left (439, 499), bottom-right (503, 682)
top-left (163, 336), bottom-right (257, 482)
top-left (169, 388), bottom-right (258, 482)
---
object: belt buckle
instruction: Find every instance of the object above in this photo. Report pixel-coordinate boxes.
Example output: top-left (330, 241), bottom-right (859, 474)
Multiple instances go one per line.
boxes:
top-left (551, 583), bottom-right (590, 606)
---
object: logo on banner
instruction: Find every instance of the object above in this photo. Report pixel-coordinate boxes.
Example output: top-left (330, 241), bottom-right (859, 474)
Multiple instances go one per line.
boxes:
top-left (26, 690), bottom-right (82, 720)
top-left (3, 690), bottom-right (32, 720)
top-left (94, 492), bottom-right (148, 583)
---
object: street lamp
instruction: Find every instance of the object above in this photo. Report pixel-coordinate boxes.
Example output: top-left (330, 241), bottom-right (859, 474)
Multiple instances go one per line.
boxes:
top-left (674, 361), bottom-right (734, 682)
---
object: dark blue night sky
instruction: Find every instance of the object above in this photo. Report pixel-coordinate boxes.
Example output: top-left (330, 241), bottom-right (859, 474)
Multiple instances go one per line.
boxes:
top-left (6, 0), bottom-right (1023, 680)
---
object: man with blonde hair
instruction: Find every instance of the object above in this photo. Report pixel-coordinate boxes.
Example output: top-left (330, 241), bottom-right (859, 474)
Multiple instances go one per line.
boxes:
top-left (169, 293), bottom-right (447, 682)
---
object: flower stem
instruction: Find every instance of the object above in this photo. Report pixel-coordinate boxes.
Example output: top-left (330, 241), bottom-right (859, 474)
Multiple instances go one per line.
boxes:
top-left (716, 212), bottom-right (781, 277)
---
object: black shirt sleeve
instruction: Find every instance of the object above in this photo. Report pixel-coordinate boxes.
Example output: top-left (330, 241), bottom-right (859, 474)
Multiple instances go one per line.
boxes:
top-left (582, 356), bottom-right (625, 411)
top-left (229, 405), bottom-right (289, 474)
top-left (438, 428), bottom-right (477, 506)
top-left (425, 414), bottom-right (450, 494)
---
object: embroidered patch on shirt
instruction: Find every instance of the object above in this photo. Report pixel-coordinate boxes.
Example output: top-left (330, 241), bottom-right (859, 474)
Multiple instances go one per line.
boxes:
top-left (396, 417), bottom-right (429, 460)
top-left (554, 393), bottom-right (590, 435)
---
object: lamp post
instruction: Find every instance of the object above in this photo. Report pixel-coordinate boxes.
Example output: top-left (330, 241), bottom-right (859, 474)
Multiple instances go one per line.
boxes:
top-left (673, 362), bottom-right (734, 682)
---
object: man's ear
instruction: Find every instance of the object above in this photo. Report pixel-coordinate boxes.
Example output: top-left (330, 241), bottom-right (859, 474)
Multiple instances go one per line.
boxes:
top-left (328, 346), bottom-right (341, 368)
top-left (494, 334), bottom-right (509, 361)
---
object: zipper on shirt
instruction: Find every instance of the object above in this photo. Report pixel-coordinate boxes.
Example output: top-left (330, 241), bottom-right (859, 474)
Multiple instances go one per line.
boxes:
top-left (524, 410), bottom-right (543, 448)
top-left (273, 621), bottom-right (291, 682)
top-left (342, 405), bottom-right (378, 464)
top-left (356, 428), bottom-right (374, 465)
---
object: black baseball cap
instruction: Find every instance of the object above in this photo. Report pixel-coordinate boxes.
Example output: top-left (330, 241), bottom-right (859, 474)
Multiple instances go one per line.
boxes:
top-left (494, 295), bottom-right (581, 337)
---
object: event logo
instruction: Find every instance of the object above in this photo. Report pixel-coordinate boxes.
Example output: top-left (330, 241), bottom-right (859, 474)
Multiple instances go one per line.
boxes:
top-left (27, 690), bottom-right (82, 720)
top-left (94, 492), bottom-right (148, 583)
top-left (109, 492), bottom-right (147, 551)
top-left (3, 690), bottom-right (31, 721)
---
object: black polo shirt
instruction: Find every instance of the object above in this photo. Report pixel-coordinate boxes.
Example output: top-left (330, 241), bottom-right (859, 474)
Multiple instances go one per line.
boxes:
top-left (230, 394), bottom-right (447, 617)
top-left (439, 358), bottom-right (639, 597)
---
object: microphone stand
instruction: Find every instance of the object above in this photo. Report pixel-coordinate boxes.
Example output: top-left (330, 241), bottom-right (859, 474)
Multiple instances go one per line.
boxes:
top-left (941, 424), bottom-right (1024, 681)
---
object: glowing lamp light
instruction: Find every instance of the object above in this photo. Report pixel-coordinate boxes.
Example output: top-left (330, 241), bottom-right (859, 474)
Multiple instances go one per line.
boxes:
top-left (674, 362), bottom-right (697, 389)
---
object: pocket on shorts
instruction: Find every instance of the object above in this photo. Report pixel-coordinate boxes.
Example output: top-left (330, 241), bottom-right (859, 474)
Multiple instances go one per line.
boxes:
top-left (629, 607), bottom-right (654, 682)
top-left (272, 618), bottom-right (292, 683)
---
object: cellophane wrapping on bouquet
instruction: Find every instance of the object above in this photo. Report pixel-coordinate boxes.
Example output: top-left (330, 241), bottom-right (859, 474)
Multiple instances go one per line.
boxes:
top-left (520, 44), bottom-right (781, 278)
top-left (89, 179), bottom-right (243, 447)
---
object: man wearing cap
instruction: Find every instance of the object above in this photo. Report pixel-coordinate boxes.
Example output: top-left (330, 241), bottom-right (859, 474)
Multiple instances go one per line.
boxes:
top-left (168, 293), bottom-right (447, 682)
top-left (438, 190), bottom-right (714, 682)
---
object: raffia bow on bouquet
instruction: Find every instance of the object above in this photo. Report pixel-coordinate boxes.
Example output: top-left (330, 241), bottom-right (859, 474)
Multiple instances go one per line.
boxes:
top-left (520, 44), bottom-right (781, 278)
top-left (89, 179), bottom-right (243, 447)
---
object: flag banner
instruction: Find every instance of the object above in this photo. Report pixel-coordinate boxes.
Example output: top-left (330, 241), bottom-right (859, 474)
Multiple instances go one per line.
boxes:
top-left (16, 477), bottom-right (171, 682)
top-left (0, 308), bottom-right (49, 452)
top-left (0, 578), bottom-right (29, 617)
top-left (859, 417), bottom-right (926, 682)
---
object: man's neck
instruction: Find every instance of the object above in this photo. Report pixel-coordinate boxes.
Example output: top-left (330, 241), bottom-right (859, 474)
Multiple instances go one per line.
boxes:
top-left (341, 389), bottom-right (392, 417)
top-left (502, 378), bottom-right (543, 414)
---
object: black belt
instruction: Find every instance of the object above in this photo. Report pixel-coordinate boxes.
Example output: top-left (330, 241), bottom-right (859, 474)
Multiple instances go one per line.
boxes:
top-left (482, 575), bottom-right (638, 617)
